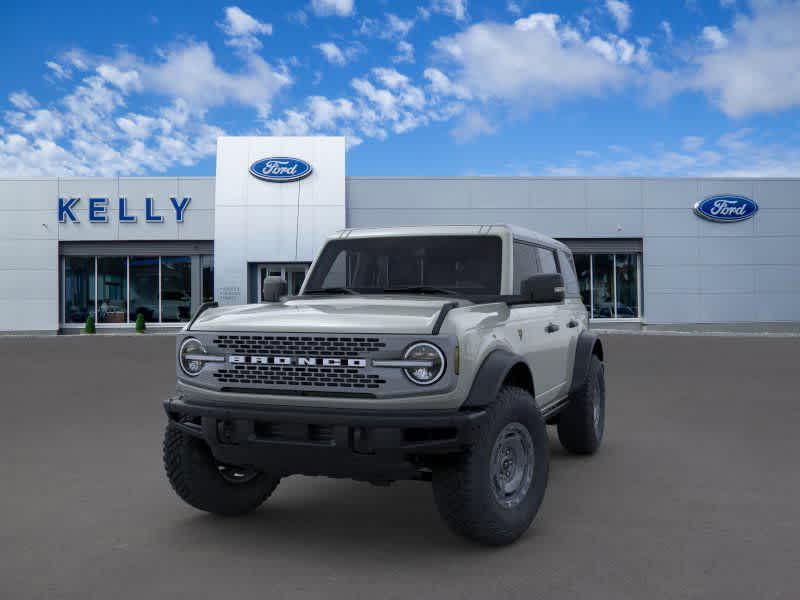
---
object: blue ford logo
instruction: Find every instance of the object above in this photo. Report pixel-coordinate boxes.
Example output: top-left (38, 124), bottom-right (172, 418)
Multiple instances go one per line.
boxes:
top-left (249, 157), bottom-right (312, 182)
top-left (693, 195), bottom-right (758, 223)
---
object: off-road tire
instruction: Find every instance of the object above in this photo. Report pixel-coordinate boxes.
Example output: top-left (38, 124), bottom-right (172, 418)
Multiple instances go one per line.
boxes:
top-left (557, 355), bottom-right (605, 455)
top-left (432, 386), bottom-right (549, 546)
top-left (163, 424), bottom-right (280, 516)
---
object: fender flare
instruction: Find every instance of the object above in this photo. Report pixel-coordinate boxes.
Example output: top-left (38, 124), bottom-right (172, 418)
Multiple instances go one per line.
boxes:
top-left (461, 349), bottom-right (533, 409)
top-left (569, 331), bottom-right (604, 395)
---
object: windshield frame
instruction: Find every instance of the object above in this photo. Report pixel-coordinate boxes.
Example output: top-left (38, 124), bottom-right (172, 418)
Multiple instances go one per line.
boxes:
top-left (301, 234), bottom-right (505, 298)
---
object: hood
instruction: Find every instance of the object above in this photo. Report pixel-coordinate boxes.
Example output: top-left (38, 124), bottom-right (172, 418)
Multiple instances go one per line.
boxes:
top-left (190, 296), bottom-right (462, 334)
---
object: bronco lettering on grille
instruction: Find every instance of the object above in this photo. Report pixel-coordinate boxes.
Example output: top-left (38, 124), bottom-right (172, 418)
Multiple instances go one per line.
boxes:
top-left (228, 355), bottom-right (368, 368)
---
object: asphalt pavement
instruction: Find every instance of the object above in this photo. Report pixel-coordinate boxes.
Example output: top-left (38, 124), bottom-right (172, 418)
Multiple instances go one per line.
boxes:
top-left (1, 333), bottom-right (798, 599)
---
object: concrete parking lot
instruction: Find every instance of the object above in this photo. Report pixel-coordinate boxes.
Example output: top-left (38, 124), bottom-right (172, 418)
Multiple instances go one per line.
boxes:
top-left (1, 333), bottom-right (798, 599)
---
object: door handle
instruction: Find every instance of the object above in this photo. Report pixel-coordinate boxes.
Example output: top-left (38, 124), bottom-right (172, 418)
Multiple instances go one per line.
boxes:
top-left (567, 320), bottom-right (579, 328)
top-left (545, 322), bottom-right (560, 334)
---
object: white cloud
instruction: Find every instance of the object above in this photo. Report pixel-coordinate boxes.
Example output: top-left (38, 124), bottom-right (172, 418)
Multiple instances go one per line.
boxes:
top-left (701, 25), bottom-right (728, 49)
top-left (140, 42), bottom-right (290, 116)
top-left (314, 42), bottom-right (363, 66)
top-left (720, 0), bottom-right (736, 7)
top-left (606, 0), bottom-right (632, 33)
top-left (430, 0), bottom-right (468, 21)
top-left (45, 61), bottom-right (71, 80)
top-left (359, 13), bottom-right (415, 41)
top-left (432, 13), bottom-right (639, 107)
top-left (690, 1), bottom-right (800, 116)
top-left (266, 66), bottom-right (463, 145)
top-left (218, 6), bottom-right (272, 51)
top-left (393, 41), bottom-right (415, 63)
top-left (96, 64), bottom-right (142, 93)
top-left (310, 0), bottom-right (354, 17)
top-left (423, 67), bottom-right (472, 100)
top-left (507, 1), bottom-right (522, 16)
top-left (660, 20), bottom-right (673, 43)
top-left (451, 110), bottom-right (496, 142)
top-left (546, 128), bottom-right (800, 177)
top-left (386, 14), bottom-right (414, 38)
top-left (9, 91), bottom-right (38, 111)
top-left (0, 33), bottom-right (288, 175)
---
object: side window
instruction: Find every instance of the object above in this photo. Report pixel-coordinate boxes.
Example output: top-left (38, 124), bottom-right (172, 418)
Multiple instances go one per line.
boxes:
top-left (536, 247), bottom-right (559, 274)
top-left (558, 250), bottom-right (580, 297)
top-left (513, 242), bottom-right (540, 293)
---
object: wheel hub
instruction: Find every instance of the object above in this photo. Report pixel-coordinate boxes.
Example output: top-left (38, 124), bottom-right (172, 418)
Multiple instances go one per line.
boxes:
top-left (490, 422), bottom-right (535, 508)
top-left (216, 463), bottom-right (259, 484)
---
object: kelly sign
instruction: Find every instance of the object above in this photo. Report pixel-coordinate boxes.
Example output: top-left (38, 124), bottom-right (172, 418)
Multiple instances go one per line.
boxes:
top-left (58, 197), bottom-right (191, 223)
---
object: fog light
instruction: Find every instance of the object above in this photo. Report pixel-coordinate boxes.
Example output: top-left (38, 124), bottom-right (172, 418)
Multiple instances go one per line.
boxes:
top-left (403, 342), bottom-right (446, 385)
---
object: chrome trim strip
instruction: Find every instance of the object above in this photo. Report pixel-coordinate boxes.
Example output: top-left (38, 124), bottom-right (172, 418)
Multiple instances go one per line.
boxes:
top-left (184, 354), bottom-right (226, 362)
top-left (372, 360), bottom-right (435, 368)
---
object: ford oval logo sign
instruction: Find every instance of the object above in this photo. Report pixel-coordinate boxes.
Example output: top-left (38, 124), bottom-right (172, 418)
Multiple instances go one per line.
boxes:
top-left (693, 195), bottom-right (758, 223)
top-left (249, 157), bottom-right (312, 183)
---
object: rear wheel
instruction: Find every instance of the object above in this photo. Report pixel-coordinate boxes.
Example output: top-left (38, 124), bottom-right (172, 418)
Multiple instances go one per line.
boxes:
top-left (163, 424), bottom-right (280, 516)
top-left (432, 386), bottom-right (549, 546)
top-left (557, 355), bottom-right (605, 455)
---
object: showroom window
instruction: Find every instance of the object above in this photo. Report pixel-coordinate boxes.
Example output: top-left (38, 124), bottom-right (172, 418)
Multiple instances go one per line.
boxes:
top-left (63, 256), bottom-right (95, 324)
top-left (573, 253), bottom-right (641, 319)
top-left (61, 254), bottom-right (213, 326)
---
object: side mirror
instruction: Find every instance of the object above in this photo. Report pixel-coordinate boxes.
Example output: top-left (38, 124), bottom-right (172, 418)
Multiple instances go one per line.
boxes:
top-left (521, 273), bottom-right (565, 304)
top-left (262, 276), bottom-right (288, 302)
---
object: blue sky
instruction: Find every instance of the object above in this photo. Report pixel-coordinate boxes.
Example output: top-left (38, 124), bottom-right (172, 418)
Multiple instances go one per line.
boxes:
top-left (1, 0), bottom-right (798, 177)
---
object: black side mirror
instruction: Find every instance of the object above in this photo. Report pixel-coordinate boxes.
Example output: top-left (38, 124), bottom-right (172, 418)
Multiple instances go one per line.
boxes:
top-left (521, 273), bottom-right (565, 303)
top-left (262, 276), bottom-right (288, 302)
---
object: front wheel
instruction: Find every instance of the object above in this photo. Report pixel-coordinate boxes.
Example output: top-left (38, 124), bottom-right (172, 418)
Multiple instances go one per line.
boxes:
top-left (432, 386), bottom-right (549, 546)
top-left (163, 424), bottom-right (280, 516)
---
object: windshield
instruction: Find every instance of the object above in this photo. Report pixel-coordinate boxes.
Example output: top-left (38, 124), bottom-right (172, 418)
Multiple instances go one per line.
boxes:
top-left (303, 235), bottom-right (502, 296)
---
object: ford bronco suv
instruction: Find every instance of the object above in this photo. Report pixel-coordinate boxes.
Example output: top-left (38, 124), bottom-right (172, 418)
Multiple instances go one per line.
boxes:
top-left (163, 225), bottom-right (605, 545)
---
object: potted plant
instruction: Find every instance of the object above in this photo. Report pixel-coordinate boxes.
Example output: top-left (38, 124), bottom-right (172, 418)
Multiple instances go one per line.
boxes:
top-left (84, 314), bottom-right (96, 334)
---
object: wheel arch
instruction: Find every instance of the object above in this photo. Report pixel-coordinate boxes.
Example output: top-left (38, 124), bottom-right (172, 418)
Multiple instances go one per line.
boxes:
top-left (461, 349), bottom-right (535, 408)
top-left (569, 331), bottom-right (604, 395)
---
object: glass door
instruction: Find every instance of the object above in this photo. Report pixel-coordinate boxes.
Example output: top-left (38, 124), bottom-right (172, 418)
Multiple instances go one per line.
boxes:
top-left (257, 264), bottom-right (310, 300)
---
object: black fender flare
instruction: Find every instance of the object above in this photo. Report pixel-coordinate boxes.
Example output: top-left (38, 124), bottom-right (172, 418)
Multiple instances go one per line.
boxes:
top-left (569, 331), bottom-right (604, 395)
top-left (461, 349), bottom-right (533, 409)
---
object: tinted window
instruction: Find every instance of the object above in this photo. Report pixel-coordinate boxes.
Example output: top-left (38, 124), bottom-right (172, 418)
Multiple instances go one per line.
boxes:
top-left (558, 250), bottom-right (580, 298)
top-left (513, 242), bottom-right (540, 293)
top-left (305, 236), bottom-right (502, 295)
top-left (537, 247), bottom-right (559, 274)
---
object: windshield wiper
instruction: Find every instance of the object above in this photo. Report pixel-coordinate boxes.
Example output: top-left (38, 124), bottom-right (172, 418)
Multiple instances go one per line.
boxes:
top-left (303, 287), bottom-right (360, 295)
top-left (382, 285), bottom-right (461, 296)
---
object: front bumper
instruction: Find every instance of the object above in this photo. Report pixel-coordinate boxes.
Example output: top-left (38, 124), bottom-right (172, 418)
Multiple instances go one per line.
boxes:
top-left (164, 395), bottom-right (486, 481)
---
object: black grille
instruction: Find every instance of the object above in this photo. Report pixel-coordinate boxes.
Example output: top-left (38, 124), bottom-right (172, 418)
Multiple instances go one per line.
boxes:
top-left (213, 364), bottom-right (387, 389)
top-left (212, 335), bottom-right (386, 357)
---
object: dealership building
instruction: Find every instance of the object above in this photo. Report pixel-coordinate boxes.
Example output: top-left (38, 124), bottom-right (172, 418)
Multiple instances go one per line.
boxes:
top-left (1, 135), bottom-right (798, 334)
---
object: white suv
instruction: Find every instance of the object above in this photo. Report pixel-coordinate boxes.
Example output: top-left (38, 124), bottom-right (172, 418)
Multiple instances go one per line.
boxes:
top-left (163, 225), bottom-right (605, 545)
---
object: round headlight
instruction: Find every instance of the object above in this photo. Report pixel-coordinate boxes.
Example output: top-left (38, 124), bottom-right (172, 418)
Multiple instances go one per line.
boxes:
top-left (179, 337), bottom-right (207, 377)
top-left (403, 342), bottom-right (446, 385)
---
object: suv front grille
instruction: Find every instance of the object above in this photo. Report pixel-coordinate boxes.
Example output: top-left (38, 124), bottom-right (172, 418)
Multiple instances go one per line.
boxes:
top-left (207, 333), bottom-right (390, 393)
top-left (212, 335), bottom-right (386, 357)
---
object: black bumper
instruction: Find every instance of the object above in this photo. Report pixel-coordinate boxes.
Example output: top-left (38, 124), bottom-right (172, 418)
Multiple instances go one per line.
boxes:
top-left (164, 395), bottom-right (486, 481)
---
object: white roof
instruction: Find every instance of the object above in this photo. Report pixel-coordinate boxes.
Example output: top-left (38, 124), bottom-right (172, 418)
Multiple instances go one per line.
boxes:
top-left (330, 224), bottom-right (570, 253)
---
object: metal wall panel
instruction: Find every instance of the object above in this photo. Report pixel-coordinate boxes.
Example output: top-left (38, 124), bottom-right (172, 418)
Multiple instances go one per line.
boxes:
top-left (347, 177), bottom-right (800, 325)
top-left (0, 179), bottom-right (59, 332)
top-left (213, 136), bottom-right (346, 305)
